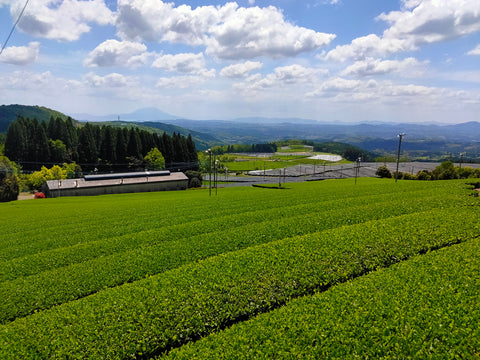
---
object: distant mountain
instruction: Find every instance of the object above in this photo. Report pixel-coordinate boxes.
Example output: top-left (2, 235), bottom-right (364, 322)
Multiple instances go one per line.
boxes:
top-left (161, 118), bottom-right (480, 143)
top-left (231, 117), bottom-right (320, 124)
top-left (70, 107), bottom-right (179, 122)
top-left (0, 104), bottom-right (73, 132)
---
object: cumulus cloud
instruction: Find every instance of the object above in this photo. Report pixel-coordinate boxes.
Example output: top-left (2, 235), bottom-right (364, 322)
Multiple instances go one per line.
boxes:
top-left (84, 40), bottom-right (150, 68)
top-left (325, 34), bottom-right (411, 62)
top-left (10, 0), bottom-right (114, 42)
top-left (325, 0), bottom-right (480, 62)
top-left (220, 61), bottom-right (263, 78)
top-left (206, 5), bottom-right (335, 59)
top-left (234, 64), bottom-right (325, 92)
top-left (116, 0), bottom-right (335, 59)
top-left (341, 57), bottom-right (427, 77)
top-left (84, 72), bottom-right (136, 87)
top-left (152, 52), bottom-right (208, 74)
top-left (379, 0), bottom-right (480, 46)
top-left (468, 44), bottom-right (480, 55)
top-left (0, 70), bottom-right (82, 93)
top-left (156, 72), bottom-right (215, 89)
top-left (0, 41), bottom-right (39, 65)
top-left (306, 77), bottom-right (442, 102)
top-left (0, 0), bottom-right (13, 7)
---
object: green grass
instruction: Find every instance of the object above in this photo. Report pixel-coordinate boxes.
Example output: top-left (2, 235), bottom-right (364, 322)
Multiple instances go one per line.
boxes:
top-left (0, 179), bottom-right (478, 359)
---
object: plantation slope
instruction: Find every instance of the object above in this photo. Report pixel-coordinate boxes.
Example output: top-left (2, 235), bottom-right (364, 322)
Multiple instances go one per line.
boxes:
top-left (0, 189), bottom-right (432, 281)
top-left (0, 194), bottom-right (465, 323)
top-left (163, 238), bottom-right (480, 359)
top-left (0, 179), bottom-right (422, 260)
top-left (0, 201), bottom-right (479, 358)
top-left (0, 179), bottom-right (468, 261)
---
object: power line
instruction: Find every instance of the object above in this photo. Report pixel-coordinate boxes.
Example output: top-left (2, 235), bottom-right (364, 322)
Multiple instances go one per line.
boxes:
top-left (0, 0), bottom-right (30, 56)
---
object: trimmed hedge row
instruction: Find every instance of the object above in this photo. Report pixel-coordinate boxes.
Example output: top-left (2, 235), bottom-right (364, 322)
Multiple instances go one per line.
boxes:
top-left (1, 207), bottom-right (479, 359)
top-left (0, 189), bottom-right (437, 282)
top-left (0, 194), bottom-right (463, 323)
top-left (163, 239), bottom-right (480, 359)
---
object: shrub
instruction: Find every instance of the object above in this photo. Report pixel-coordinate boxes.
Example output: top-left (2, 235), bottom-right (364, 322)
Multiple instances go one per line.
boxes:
top-left (189, 177), bottom-right (202, 188)
top-left (375, 165), bottom-right (392, 178)
top-left (402, 172), bottom-right (416, 180)
top-left (0, 155), bottom-right (19, 202)
top-left (416, 170), bottom-right (432, 181)
top-left (185, 170), bottom-right (203, 188)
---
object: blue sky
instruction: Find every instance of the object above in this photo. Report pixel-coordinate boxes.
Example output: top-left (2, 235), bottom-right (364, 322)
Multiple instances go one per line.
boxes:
top-left (0, 0), bottom-right (479, 123)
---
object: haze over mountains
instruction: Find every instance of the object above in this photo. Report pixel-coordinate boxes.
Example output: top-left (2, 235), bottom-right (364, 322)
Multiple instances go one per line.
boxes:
top-left (1, 104), bottom-right (479, 158)
top-left (70, 106), bottom-right (480, 142)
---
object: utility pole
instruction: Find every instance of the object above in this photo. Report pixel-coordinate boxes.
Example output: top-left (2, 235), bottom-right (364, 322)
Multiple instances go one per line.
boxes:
top-left (355, 157), bottom-right (361, 185)
top-left (206, 149), bottom-right (212, 196)
top-left (459, 152), bottom-right (465, 169)
top-left (395, 133), bottom-right (406, 183)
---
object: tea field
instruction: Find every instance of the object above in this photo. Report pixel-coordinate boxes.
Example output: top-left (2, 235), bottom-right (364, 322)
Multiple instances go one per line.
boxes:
top-left (0, 178), bottom-right (479, 359)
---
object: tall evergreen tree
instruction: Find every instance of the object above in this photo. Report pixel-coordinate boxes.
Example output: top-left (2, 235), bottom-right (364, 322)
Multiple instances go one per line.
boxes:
top-left (127, 128), bottom-right (142, 160)
top-left (78, 123), bottom-right (98, 166)
top-left (162, 132), bottom-right (174, 166)
top-left (4, 119), bottom-right (27, 161)
top-left (115, 128), bottom-right (128, 166)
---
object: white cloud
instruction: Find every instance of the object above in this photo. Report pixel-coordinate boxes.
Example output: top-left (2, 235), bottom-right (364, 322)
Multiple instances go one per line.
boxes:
top-left (152, 52), bottom-right (207, 74)
top-left (320, 77), bottom-right (361, 92)
top-left (84, 40), bottom-right (150, 68)
top-left (116, 0), bottom-right (335, 59)
top-left (325, 34), bottom-right (411, 62)
top-left (379, 0), bottom-right (480, 46)
top-left (234, 64), bottom-right (324, 92)
top-left (0, 70), bottom-right (82, 93)
top-left (0, 41), bottom-right (39, 65)
top-left (116, 0), bottom-right (230, 45)
top-left (0, 0), bottom-right (13, 7)
top-left (84, 72), bottom-right (136, 87)
top-left (326, 0), bottom-right (480, 62)
top-left (10, 0), bottom-right (114, 42)
top-left (468, 44), bottom-right (480, 55)
top-left (156, 73), bottom-right (214, 89)
top-left (341, 57), bottom-right (427, 77)
top-left (206, 5), bottom-right (335, 59)
top-left (220, 61), bottom-right (263, 78)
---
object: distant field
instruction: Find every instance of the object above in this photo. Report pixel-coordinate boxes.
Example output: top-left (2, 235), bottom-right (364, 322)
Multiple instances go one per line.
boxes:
top-left (0, 179), bottom-right (479, 359)
top-left (224, 151), bottom-right (349, 172)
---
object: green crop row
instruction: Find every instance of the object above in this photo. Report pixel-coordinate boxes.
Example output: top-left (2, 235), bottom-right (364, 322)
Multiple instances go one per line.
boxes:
top-left (0, 194), bottom-right (460, 323)
top-left (0, 187), bottom-right (458, 282)
top-left (1, 206), bottom-right (479, 359)
top-left (163, 238), bottom-right (480, 359)
top-left (0, 179), bottom-right (468, 262)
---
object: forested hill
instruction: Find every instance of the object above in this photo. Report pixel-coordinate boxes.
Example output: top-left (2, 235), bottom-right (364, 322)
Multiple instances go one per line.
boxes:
top-left (0, 105), bottom-right (72, 132)
top-left (0, 105), bottom-right (218, 150)
top-left (4, 116), bottom-right (199, 172)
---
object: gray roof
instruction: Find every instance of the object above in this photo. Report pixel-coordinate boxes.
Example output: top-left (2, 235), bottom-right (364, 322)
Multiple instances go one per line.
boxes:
top-left (46, 171), bottom-right (188, 191)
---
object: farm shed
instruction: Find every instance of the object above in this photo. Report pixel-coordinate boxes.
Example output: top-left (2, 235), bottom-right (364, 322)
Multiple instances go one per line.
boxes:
top-left (44, 171), bottom-right (188, 198)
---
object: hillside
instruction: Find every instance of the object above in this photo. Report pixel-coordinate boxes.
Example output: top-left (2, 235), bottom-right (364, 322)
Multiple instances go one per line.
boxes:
top-left (90, 120), bottom-right (219, 151)
top-left (0, 105), bottom-right (217, 151)
top-left (0, 179), bottom-right (479, 358)
top-left (0, 104), bottom-right (72, 132)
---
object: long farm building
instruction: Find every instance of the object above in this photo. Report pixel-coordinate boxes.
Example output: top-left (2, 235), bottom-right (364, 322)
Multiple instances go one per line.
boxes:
top-left (44, 171), bottom-right (189, 198)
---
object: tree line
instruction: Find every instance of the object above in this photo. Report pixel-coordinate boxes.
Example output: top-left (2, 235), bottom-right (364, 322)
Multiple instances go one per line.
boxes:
top-left (4, 116), bottom-right (198, 172)
top-left (211, 143), bottom-right (278, 154)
